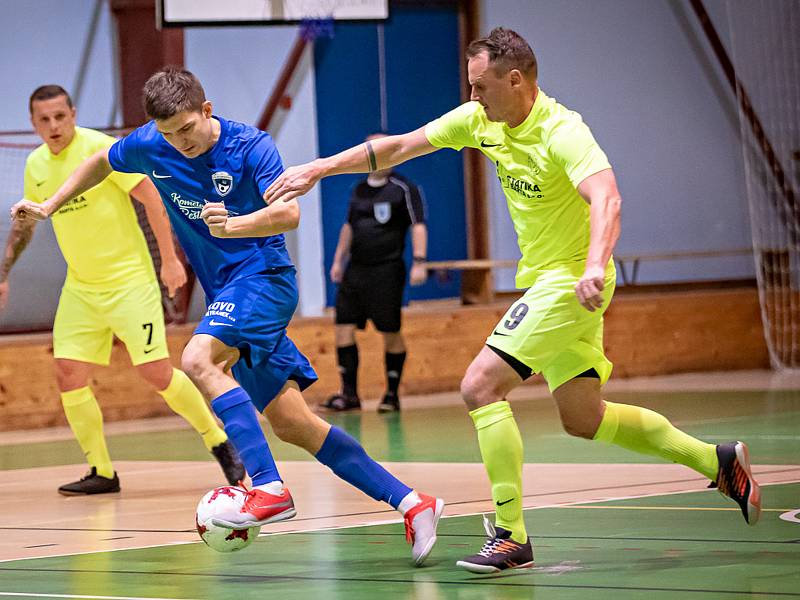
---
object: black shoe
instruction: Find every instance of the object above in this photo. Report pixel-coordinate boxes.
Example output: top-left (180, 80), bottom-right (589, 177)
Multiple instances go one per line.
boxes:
top-left (58, 467), bottom-right (120, 496)
top-left (377, 392), bottom-right (400, 413)
top-left (456, 516), bottom-right (534, 574)
top-left (211, 440), bottom-right (246, 485)
top-left (320, 393), bottom-right (361, 412)
top-left (710, 441), bottom-right (761, 525)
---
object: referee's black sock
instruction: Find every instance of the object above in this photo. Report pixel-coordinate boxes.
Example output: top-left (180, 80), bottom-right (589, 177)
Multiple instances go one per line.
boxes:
top-left (337, 344), bottom-right (359, 398)
top-left (385, 351), bottom-right (406, 397)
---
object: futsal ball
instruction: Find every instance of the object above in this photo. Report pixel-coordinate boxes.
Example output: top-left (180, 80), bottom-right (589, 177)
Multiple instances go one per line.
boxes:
top-left (195, 486), bottom-right (261, 552)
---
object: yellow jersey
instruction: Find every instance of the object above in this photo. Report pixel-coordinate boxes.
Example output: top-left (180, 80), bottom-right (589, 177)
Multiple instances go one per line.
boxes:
top-left (425, 90), bottom-right (611, 288)
top-left (23, 126), bottom-right (155, 290)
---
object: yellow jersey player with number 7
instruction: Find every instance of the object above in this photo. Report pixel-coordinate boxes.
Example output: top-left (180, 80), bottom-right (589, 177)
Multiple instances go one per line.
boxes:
top-left (0, 85), bottom-right (244, 495)
top-left (262, 28), bottom-right (761, 574)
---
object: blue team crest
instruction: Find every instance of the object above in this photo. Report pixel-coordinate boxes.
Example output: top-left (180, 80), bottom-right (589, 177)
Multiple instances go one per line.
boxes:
top-left (374, 201), bottom-right (391, 224)
top-left (212, 171), bottom-right (233, 197)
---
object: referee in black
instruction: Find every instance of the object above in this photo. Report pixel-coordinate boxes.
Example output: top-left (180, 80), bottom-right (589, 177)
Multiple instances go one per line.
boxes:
top-left (322, 133), bottom-right (428, 413)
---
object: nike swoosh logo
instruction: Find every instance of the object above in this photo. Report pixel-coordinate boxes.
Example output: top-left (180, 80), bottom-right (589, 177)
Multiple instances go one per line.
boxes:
top-left (492, 329), bottom-right (511, 337)
top-left (152, 171), bottom-right (172, 179)
top-left (480, 141), bottom-right (501, 148)
top-left (209, 319), bottom-right (234, 327)
top-left (143, 347), bottom-right (156, 354)
top-left (496, 498), bottom-right (514, 506)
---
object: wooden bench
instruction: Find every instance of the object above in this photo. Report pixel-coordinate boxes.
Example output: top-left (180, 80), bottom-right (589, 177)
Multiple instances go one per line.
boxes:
top-left (425, 249), bottom-right (753, 304)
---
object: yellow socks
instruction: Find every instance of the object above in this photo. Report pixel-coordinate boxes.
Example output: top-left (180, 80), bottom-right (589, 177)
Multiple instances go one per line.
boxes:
top-left (470, 400), bottom-right (527, 543)
top-left (594, 401), bottom-right (719, 480)
top-left (61, 387), bottom-right (114, 479)
top-left (158, 368), bottom-right (227, 451)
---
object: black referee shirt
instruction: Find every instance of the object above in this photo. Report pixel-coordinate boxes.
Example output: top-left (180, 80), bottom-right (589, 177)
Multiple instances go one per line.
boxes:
top-left (346, 173), bottom-right (427, 266)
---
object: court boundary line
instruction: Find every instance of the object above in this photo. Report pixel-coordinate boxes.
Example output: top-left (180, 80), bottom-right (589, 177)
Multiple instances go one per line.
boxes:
top-left (0, 474), bottom-right (796, 565)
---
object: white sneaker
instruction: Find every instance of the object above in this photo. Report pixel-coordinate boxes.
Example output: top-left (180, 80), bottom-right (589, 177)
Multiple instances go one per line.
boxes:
top-left (403, 493), bottom-right (445, 566)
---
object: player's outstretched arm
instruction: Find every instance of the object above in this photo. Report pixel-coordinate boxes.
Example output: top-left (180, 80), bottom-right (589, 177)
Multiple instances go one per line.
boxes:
top-left (131, 178), bottom-right (187, 297)
top-left (264, 127), bottom-right (438, 205)
top-left (0, 218), bottom-right (37, 311)
top-left (10, 149), bottom-right (113, 222)
top-left (574, 168), bottom-right (622, 312)
top-left (201, 199), bottom-right (300, 238)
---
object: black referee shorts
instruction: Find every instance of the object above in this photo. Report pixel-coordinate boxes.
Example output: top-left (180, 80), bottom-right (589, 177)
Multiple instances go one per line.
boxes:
top-left (335, 260), bottom-right (406, 333)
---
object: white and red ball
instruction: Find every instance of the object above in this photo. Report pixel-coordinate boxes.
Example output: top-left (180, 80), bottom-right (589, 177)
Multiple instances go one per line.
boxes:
top-left (195, 486), bottom-right (260, 552)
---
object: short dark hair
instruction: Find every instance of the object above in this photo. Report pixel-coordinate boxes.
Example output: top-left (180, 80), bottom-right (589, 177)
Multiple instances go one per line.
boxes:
top-left (29, 85), bottom-right (73, 114)
top-left (466, 27), bottom-right (538, 81)
top-left (142, 66), bottom-right (206, 121)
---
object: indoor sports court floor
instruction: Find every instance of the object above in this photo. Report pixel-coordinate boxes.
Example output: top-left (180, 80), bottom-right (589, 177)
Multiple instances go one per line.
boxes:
top-left (0, 370), bottom-right (798, 599)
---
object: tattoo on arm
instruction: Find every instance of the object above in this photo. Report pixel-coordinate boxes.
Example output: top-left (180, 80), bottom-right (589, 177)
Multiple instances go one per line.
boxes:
top-left (0, 223), bottom-right (34, 281)
top-left (364, 141), bottom-right (378, 172)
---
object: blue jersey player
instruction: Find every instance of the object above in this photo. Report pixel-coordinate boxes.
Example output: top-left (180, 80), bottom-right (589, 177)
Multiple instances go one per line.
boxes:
top-left (11, 67), bottom-right (444, 566)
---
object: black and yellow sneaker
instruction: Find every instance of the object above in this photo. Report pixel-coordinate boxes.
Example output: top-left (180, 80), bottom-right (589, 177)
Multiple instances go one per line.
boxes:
top-left (456, 516), bottom-right (534, 574)
top-left (377, 392), bottom-right (400, 413)
top-left (711, 441), bottom-right (761, 525)
top-left (58, 467), bottom-right (120, 496)
top-left (211, 440), bottom-right (246, 485)
top-left (319, 393), bottom-right (361, 412)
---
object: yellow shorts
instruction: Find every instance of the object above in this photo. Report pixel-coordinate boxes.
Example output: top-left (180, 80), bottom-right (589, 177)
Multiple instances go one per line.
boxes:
top-left (486, 261), bottom-right (616, 392)
top-left (53, 281), bottom-right (169, 366)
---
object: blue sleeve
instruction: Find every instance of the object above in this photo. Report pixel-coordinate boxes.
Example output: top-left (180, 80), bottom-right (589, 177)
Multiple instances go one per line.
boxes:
top-left (108, 128), bottom-right (146, 174)
top-left (248, 134), bottom-right (285, 195)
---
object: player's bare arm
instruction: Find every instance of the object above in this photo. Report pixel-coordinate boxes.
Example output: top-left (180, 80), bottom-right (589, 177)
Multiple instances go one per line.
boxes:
top-left (200, 199), bottom-right (300, 238)
top-left (330, 223), bottom-right (353, 283)
top-left (264, 127), bottom-right (438, 205)
top-left (410, 223), bottom-right (428, 286)
top-left (575, 168), bottom-right (622, 312)
top-left (0, 217), bottom-right (37, 310)
top-left (11, 149), bottom-right (113, 222)
top-left (130, 178), bottom-right (187, 297)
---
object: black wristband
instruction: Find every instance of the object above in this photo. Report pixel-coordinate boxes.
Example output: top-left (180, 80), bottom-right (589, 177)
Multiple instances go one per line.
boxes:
top-left (412, 256), bottom-right (426, 263)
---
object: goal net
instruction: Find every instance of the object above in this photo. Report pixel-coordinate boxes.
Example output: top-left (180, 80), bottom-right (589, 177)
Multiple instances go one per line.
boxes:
top-left (727, 0), bottom-right (800, 369)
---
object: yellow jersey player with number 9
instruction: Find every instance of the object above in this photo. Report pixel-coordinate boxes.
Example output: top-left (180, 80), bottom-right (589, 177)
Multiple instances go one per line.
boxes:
top-left (263, 27), bottom-right (762, 575)
top-left (0, 85), bottom-right (244, 495)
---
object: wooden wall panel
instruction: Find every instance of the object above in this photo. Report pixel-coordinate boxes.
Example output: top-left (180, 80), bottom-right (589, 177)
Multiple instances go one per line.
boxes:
top-left (0, 288), bottom-right (769, 431)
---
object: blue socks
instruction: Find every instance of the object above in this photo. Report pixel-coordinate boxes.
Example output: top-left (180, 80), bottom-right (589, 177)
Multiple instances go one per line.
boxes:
top-left (211, 387), bottom-right (280, 486)
top-left (315, 426), bottom-right (412, 508)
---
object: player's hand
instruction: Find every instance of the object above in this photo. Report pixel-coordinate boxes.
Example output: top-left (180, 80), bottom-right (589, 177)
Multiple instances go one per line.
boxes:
top-left (330, 261), bottom-right (345, 283)
top-left (410, 262), bottom-right (428, 286)
top-left (201, 202), bottom-right (230, 238)
top-left (10, 199), bottom-right (48, 222)
top-left (0, 280), bottom-right (9, 311)
top-left (160, 257), bottom-right (187, 298)
top-left (263, 161), bottom-right (324, 205)
top-left (575, 265), bottom-right (606, 312)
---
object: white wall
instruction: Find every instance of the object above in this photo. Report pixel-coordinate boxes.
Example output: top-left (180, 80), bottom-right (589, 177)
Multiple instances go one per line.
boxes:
top-left (481, 0), bottom-right (754, 289)
top-left (184, 25), bottom-right (325, 317)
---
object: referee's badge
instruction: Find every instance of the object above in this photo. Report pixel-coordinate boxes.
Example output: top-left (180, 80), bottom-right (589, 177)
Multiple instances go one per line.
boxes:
top-left (374, 201), bottom-right (391, 224)
top-left (212, 171), bottom-right (233, 197)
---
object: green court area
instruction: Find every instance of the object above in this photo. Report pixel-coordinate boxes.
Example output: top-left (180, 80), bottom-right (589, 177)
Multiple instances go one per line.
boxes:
top-left (0, 483), bottom-right (797, 599)
top-left (1, 389), bottom-right (798, 468)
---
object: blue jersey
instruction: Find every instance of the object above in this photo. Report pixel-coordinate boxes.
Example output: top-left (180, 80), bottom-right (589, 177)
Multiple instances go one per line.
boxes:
top-left (108, 116), bottom-right (293, 297)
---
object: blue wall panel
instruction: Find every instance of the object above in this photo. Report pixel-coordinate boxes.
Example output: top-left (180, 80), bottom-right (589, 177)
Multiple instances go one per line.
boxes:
top-left (314, 3), bottom-right (467, 307)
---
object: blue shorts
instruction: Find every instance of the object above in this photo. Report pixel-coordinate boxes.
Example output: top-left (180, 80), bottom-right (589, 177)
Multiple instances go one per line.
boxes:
top-left (194, 267), bottom-right (317, 411)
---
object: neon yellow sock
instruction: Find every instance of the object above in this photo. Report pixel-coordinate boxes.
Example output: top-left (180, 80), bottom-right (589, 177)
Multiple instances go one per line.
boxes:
top-left (470, 400), bottom-right (527, 543)
top-left (61, 387), bottom-right (114, 479)
top-left (158, 369), bottom-right (227, 451)
top-left (594, 401), bottom-right (719, 479)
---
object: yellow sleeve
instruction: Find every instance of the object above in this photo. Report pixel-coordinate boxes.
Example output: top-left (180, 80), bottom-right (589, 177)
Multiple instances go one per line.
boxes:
top-left (23, 161), bottom-right (40, 203)
top-left (548, 117), bottom-right (611, 188)
top-left (85, 129), bottom-right (146, 194)
top-left (424, 102), bottom-right (483, 151)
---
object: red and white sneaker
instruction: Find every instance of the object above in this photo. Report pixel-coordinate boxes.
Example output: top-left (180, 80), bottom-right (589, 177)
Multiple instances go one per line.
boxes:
top-left (212, 483), bottom-right (297, 529)
top-left (404, 493), bottom-right (445, 566)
